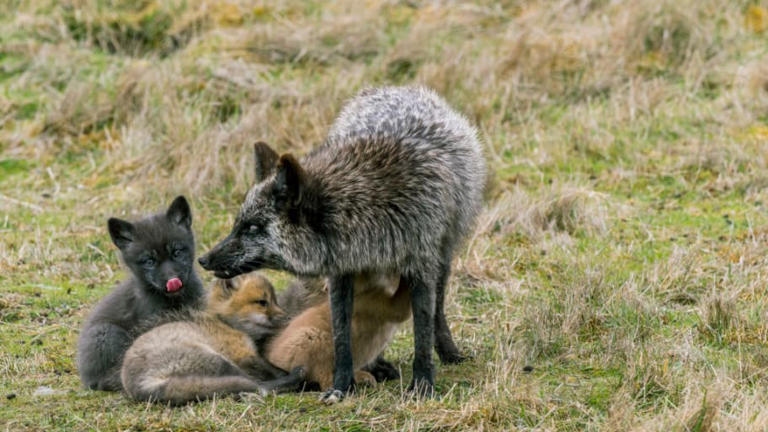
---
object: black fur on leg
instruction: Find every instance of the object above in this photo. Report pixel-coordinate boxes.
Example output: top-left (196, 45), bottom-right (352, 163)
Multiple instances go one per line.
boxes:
top-left (434, 254), bottom-right (467, 364)
top-left (324, 273), bottom-right (355, 403)
top-left (406, 271), bottom-right (435, 397)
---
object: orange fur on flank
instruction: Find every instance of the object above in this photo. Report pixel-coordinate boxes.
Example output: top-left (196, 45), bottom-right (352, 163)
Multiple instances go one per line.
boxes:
top-left (267, 273), bottom-right (411, 389)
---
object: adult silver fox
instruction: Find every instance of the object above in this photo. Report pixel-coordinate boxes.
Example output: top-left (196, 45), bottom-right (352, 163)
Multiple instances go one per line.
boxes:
top-left (199, 86), bottom-right (485, 401)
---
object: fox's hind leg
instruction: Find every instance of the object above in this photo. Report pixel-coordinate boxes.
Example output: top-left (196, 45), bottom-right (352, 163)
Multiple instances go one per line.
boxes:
top-left (406, 270), bottom-right (436, 396)
top-left (259, 367), bottom-right (307, 394)
top-left (159, 375), bottom-right (264, 405)
top-left (77, 322), bottom-right (132, 391)
top-left (125, 350), bottom-right (260, 405)
top-left (434, 255), bottom-right (467, 364)
top-left (241, 355), bottom-right (288, 381)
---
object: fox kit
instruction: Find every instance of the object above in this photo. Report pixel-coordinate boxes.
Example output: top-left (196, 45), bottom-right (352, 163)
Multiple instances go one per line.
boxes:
top-left (199, 86), bottom-right (485, 401)
top-left (121, 273), bottom-right (305, 405)
top-left (267, 273), bottom-right (410, 397)
top-left (278, 278), bottom-right (402, 383)
top-left (77, 196), bottom-right (205, 391)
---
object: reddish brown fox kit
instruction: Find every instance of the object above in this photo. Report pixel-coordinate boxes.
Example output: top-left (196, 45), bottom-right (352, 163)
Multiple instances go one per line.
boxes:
top-left (267, 272), bottom-right (411, 395)
top-left (121, 273), bottom-right (304, 405)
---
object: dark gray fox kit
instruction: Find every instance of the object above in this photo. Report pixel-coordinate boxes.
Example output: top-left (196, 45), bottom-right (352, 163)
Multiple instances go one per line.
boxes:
top-left (76, 196), bottom-right (205, 391)
top-left (199, 86), bottom-right (485, 401)
top-left (121, 273), bottom-right (306, 405)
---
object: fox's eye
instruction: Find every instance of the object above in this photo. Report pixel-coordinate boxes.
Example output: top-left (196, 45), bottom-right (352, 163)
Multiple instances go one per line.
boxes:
top-left (247, 224), bottom-right (263, 236)
top-left (253, 299), bottom-right (268, 307)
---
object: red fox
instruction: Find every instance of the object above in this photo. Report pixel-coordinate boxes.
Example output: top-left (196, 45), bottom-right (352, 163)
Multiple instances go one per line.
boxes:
top-left (120, 273), bottom-right (304, 405)
top-left (266, 272), bottom-right (411, 399)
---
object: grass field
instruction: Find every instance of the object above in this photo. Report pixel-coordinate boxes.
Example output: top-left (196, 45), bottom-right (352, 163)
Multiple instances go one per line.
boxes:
top-left (3, 0), bottom-right (768, 430)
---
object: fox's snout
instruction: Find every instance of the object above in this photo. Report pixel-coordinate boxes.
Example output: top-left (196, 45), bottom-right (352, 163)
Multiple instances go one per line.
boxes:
top-left (197, 254), bottom-right (211, 269)
top-left (198, 251), bottom-right (233, 278)
top-left (198, 236), bottom-right (251, 278)
top-left (198, 240), bottom-right (228, 271)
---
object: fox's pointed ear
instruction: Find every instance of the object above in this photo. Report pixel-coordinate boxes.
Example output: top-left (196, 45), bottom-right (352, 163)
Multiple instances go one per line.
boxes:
top-left (254, 141), bottom-right (279, 183)
top-left (264, 280), bottom-right (285, 315)
top-left (108, 218), bottom-right (134, 251)
top-left (274, 154), bottom-right (305, 209)
top-left (209, 278), bottom-right (236, 309)
top-left (212, 278), bottom-right (236, 298)
top-left (166, 196), bottom-right (192, 229)
top-left (222, 278), bottom-right (235, 291)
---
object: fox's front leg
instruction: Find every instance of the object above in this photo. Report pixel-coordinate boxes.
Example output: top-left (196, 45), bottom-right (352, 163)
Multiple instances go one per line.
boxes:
top-left (321, 273), bottom-right (355, 404)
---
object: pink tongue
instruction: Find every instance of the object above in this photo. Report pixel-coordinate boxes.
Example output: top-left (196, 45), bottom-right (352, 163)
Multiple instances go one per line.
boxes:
top-left (166, 278), bottom-right (182, 293)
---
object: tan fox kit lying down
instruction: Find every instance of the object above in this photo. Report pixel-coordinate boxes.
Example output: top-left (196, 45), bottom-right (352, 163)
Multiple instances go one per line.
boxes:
top-left (121, 273), bottom-right (305, 405)
top-left (267, 272), bottom-right (411, 396)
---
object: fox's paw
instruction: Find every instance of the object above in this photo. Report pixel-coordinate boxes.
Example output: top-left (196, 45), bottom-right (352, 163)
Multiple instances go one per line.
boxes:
top-left (366, 358), bottom-right (400, 382)
top-left (291, 366), bottom-right (308, 380)
top-left (407, 378), bottom-right (435, 398)
top-left (354, 370), bottom-right (377, 387)
top-left (319, 389), bottom-right (345, 405)
top-left (238, 391), bottom-right (266, 402)
top-left (439, 351), bottom-right (471, 365)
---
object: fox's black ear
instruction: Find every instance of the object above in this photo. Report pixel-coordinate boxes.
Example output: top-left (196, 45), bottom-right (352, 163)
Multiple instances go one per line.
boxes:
top-left (274, 154), bottom-right (305, 209)
top-left (254, 141), bottom-right (279, 183)
top-left (108, 218), bottom-right (134, 251)
top-left (166, 196), bottom-right (192, 229)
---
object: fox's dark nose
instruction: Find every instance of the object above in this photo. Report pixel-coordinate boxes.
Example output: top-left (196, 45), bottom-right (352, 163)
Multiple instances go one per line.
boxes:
top-left (198, 255), bottom-right (210, 269)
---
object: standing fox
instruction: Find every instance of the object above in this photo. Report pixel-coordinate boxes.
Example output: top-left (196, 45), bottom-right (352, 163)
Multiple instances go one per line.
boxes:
top-left (121, 273), bottom-right (305, 405)
top-left (199, 86), bottom-right (485, 401)
top-left (267, 272), bottom-right (410, 394)
top-left (77, 196), bottom-right (205, 391)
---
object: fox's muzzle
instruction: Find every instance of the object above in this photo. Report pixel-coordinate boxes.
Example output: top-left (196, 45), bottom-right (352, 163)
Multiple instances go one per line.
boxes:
top-left (198, 235), bottom-right (234, 274)
top-left (197, 254), bottom-right (214, 270)
top-left (199, 235), bottom-right (262, 279)
top-left (198, 250), bottom-right (237, 279)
